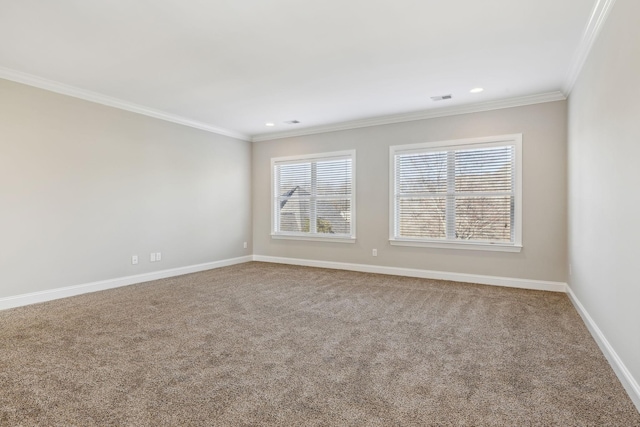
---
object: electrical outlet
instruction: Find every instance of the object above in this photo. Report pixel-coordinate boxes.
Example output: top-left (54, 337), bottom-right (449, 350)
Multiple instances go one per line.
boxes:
top-left (150, 253), bottom-right (156, 262)
top-left (243, 242), bottom-right (248, 249)
top-left (132, 255), bottom-right (138, 265)
top-left (156, 252), bottom-right (162, 261)
top-left (372, 249), bottom-right (378, 257)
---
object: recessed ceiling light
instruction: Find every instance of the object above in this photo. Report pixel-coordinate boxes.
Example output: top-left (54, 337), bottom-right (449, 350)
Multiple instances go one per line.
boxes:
top-left (470, 88), bottom-right (484, 93)
top-left (265, 122), bottom-right (275, 127)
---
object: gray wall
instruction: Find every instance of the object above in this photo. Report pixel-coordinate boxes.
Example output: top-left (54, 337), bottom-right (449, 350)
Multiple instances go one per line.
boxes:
top-left (253, 101), bottom-right (568, 282)
top-left (567, 0), bottom-right (640, 396)
top-left (0, 79), bottom-right (252, 299)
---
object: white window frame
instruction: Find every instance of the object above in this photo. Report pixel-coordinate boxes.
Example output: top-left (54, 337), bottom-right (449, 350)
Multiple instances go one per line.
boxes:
top-left (271, 150), bottom-right (356, 243)
top-left (389, 134), bottom-right (522, 252)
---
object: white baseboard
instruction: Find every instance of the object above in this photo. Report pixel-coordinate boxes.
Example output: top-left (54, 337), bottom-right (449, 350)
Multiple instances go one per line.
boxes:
top-left (252, 255), bottom-right (567, 293)
top-left (0, 255), bottom-right (566, 311)
top-left (0, 255), bottom-right (253, 311)
top-left (567, 286), bottom-right (640, 412)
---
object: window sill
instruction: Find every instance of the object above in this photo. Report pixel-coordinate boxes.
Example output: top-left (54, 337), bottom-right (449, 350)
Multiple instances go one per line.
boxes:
top-left (271, 233), bottom-right (356, 244)
top-left (389, 239), bottom-right (522, 253)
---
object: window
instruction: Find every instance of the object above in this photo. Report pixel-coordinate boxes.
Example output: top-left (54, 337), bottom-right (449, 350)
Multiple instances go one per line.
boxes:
top-left (390, 134), bottom-right (522, 252)
top-left (272, 150), bottom-right (355, 242)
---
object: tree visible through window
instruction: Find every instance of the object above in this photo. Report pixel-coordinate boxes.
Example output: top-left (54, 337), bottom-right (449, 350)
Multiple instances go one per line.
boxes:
top-left (390, 135), bottom-right (522, 250)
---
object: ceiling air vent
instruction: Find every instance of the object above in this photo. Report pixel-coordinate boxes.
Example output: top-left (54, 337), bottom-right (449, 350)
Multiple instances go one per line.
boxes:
top-left (284, 120), bottom-right (300, 124)
top-left (431, 94), bottom-right (452, 101)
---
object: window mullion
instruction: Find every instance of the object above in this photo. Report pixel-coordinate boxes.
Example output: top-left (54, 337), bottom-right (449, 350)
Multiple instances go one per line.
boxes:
top-left (274, 167), bottom-right (281, 233)
top-left (310, 162), bottom-right (317, 233)
top-left (394, 155), bottom-right (400, 238)
top-left (510, 148), bottom-right (516, 242)
top-left (446, 150), bottom-right (456, 240)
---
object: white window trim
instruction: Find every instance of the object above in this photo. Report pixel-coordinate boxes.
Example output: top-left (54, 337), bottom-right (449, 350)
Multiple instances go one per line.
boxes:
top-left (389, 134), bottom-right (522, 252)
top-left (271, 150), bottom-right (356, 242)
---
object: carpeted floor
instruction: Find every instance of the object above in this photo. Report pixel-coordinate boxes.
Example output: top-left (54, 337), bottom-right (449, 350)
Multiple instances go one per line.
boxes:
top-left (1, 262), bottom-right (638, 426)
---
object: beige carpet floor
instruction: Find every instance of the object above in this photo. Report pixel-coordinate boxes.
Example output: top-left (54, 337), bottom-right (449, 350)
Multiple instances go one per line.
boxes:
top-left (1, 262), bottom-right (638, 426)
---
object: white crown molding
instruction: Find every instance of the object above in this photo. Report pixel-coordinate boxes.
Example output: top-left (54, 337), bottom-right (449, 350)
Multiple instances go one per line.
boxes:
top-left (567, 285), bottom-right (640, 411)
top-left (253, 255), bottom-right (567, 293)
top-left (0, 67), bottom-right (251, 142)
top-left (0, 255), bottom-right (253, 311)
top-left (2, 65), bottom-right (567, 144)
top-left (251, 91), bottom-right (567, 142)
top-left (563, 0), bottom-right (618, 95)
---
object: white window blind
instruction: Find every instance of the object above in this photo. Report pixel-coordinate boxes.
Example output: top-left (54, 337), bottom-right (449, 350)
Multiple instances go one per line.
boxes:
top-left (272, 151), bottom-right (355, 241)
top-left (390, 135), bottom-right (522, 251)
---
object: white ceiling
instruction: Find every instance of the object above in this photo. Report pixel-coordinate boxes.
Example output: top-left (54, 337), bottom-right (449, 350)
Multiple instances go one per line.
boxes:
top-left (0, 0), bottom-right (600, 141)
